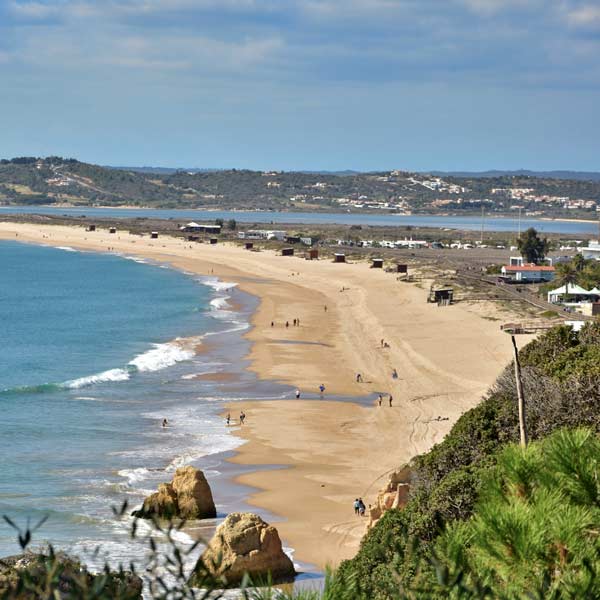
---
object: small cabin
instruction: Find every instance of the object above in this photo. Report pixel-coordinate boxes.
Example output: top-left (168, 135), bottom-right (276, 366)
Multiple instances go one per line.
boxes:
top-left (285, 236), bottom-right (301, 244)
top-left (245, 242), bottom-right (254, 250)
top-left (109, 227), bottom-right (117, 234)
top-left (150, 231), bottom-right (158, 239)
top-left (334, 253), bottom-right (346, 263)
top-left (371, 258), bottom-right (384, 269)
top-left (281, 247), bottom-right (294, 256)
top-left (86, 225), bottom-right (96, 232)
top-left (428, 286), bottom-right (453, 305)
top-left (396, 264), bottom-right (408, 274)
top-left (306, 249), bottom-right (319, 260)
top-left (209, 238), bottom-right (218, 245)
top-left (187, 235), bottom-right (199, 242)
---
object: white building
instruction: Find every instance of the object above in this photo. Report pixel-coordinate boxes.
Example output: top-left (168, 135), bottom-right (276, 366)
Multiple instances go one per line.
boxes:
top-left (579, 241), bottom-right (600, 260)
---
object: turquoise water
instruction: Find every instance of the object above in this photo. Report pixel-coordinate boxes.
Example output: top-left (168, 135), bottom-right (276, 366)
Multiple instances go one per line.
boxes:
top-left (0, 241), bottom-right (284, 570)
top-left (0, 205), bottom-right (597, 234)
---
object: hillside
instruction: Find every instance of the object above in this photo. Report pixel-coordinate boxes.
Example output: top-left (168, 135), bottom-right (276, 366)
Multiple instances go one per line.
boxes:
top-left (2, 156), bottom-right (600, 218)
top-left (338, 323), bottom-right (600, 598)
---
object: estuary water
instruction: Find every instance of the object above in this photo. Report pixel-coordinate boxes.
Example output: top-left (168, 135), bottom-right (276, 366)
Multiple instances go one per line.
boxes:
top-left (0, 241), bottom-right (289, 572)
top-left (1, 205), bottom-right (598, 234)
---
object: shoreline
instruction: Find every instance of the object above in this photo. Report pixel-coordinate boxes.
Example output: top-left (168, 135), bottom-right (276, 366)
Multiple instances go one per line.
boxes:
top-left (0, 221), bottom-right (528, 568)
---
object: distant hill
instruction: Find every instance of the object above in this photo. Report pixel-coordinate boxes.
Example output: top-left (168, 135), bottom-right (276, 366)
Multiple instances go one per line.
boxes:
top-left (428, 169), bottom-right (600, 182)
top-left (1, 157), bottom-right (600, 217)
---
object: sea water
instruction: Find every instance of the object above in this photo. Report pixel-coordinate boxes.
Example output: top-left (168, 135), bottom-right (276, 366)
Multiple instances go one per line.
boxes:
top-left (0, 241), bottom-right (289, 574)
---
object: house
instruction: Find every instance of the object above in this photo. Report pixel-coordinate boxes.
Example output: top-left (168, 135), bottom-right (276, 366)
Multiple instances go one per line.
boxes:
top-left (180, 222), bottom-right (221, 235)
top-left (579, 241), bottom-right (600, 260)
top-left (238, 230), bottom-right (286, 241)
top-left (500, 264), bottom-right (555, 282)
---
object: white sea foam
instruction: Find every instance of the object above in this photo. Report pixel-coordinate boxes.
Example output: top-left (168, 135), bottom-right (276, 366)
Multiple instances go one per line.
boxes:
top-left (122, 255), bottom-right (147, 264)
top-left (117, 467), bottom-right (152, 487)
top-left (56, 246), bottom-right (78, 252)
top-left (65, 368), bottom-right (130, 389)
top-left (202, 279), bottom-right (238, 293)
top-left (209, 296), bottom-right (230, 311)
top-left (204, 321), bottom-right (250, 336)
top-left (128, 343), bottom-right (195, 372)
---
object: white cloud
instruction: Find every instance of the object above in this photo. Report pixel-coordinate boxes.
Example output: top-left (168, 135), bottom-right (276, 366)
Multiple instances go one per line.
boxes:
top-left (8, 1), bottom-right (61, 19)
top-left (567, 5), bottom-right (600, 28)
top-left (459, 0), bottom-right (540, 15)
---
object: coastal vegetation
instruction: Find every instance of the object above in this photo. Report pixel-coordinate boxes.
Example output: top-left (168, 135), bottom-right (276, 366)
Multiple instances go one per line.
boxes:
top-left (3, 324), bottom-right (599, 598)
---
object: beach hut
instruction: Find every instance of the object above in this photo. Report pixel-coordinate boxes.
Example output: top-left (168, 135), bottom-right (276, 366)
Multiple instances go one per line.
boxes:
top-left (371, 258), bottom-right (384, 269)
top-left (245, 242), bottom-right (254, 250)
top-left (109, 227), bottom-right (117, 234)
top-left (428, 285), bottom-right (453, 305)
top-left (281, 247), bottom-right (294, 256)
top-left (306, 249), bottom-right (319, 260)
top-left (396, 264), bottom-right (408, 274)
top-left (150, 231), bottom-right (159, 239)
top-left (86, 225), bottom-right (96, 232)
top-left (334, 253), bottom-right (346, 263)
top-left (209, 238), bottom-right (218, 245)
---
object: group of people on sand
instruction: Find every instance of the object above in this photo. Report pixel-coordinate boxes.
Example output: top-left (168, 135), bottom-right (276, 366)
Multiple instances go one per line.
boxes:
top-left (225, 412), bottom-right (246, 426)
top-left (353, 498), bottom-right (366, 517)
top-left (377, 394), bottom-right (393, 407)
top-left (271, 318), bottom-right (301, 327)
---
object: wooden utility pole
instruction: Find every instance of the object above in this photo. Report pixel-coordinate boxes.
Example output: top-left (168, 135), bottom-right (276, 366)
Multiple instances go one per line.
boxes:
top-left (511, 335), bottom-right (528, 447)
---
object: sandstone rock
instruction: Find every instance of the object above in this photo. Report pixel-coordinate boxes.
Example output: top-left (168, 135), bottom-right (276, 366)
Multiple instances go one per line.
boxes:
top-left (189, 512), bottom-right (295, 587)
top-left (0, 551), bottom-right (142, 599)
top-left (132, 466), bottom-right (216, 520)
top-left (367, 465), bottom-right (412, 530)
top-left (172, 466), bottom-right (216, 519)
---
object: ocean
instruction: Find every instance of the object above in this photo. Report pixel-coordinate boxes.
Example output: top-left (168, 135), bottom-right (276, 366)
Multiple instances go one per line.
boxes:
top-left (0, 240), bottom-right (291, 576)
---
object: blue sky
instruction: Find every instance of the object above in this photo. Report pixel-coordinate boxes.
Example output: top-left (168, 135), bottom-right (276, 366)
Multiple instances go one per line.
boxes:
top-left (0, 0), bottom-right (599, 171)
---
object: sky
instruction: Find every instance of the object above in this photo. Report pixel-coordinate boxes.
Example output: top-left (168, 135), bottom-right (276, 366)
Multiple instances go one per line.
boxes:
top-left (0, 0), bottom-right (599, 171)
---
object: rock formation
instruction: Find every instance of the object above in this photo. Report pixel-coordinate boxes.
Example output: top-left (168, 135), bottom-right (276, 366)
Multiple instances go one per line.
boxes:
top-left (132, 466), bottom-right (216, 520)
top-left (189, 512), bottom-right (296, 587)
top-left (367, 465), bottom-right (412, 530)
top-left (0, 551), bottom-right (142, 599)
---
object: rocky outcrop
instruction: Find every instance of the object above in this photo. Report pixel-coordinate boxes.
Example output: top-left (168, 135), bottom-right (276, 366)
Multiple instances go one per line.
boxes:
top-left (0, 551), bottom-right (142, 599)
top-left (189, 512), bottom-right (296, 587)
top-left (367, 465), bottom-right (412, 530)
top-left (132, 466), bottom-right (216, 520)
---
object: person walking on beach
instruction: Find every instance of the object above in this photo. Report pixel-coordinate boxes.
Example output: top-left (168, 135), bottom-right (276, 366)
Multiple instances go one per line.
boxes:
top-left (295, 389), bottom-right (301, 399)
top-left (240, 411), bottom-right (246, 425)
top-left (378, 395), bottom-right (382, 407)
top-left (389, 395), bottom-right (393, 407)
top-left (319, 384), bottom-right (325, 396)
top-left (226, 413), bottom-right (231, 426)
top-left (353, 499), bottom-right (360, 515)
top-left (392, 368), bottom-right (398, 379)
top-left (293, 318), bottom-right (297, 326)
top-left (356, 373), bottom-right (363, 383)
top-left (358, 498), bottom-right (366, 517)
top-left (286, 321), bottom-right (289, 328)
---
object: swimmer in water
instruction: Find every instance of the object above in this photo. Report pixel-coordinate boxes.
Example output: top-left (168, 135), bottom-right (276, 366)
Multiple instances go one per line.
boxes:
top-left (162, 418), bottom-right (168, 428)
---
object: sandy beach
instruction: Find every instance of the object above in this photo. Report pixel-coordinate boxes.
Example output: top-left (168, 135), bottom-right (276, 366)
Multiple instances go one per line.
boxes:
top-left (0, 221), bottom-right (525, 568)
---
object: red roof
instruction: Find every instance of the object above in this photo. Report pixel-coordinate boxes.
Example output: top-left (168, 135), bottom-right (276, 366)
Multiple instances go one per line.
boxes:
top-left (503, 264), bottom-right (555, 272)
